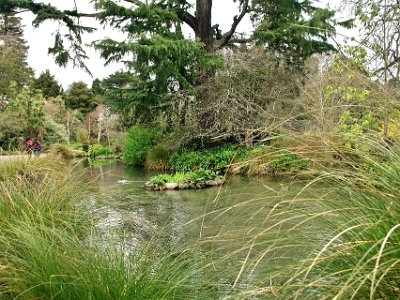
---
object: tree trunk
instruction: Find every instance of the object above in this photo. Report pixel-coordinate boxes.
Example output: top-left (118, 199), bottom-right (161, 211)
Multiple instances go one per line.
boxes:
top-left (87, 114), bottom-right (91, 144)
top-left (66, 111), bottom-right (71, 144)
top-left (195, 0), bottom-right (216, 132)
top-left (97, 117), bottom-right (102, 143)
top-left (195, 0), bottom-right (213, 52)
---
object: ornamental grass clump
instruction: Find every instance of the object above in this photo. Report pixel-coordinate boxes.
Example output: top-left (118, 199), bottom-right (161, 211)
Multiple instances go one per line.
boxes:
top-left (0, 157), bottom-right (214, 299)
top-left (272, 138), bottom-right (400, 299)
top-left (193, 135), bottom-right (400, 299)
top-left (287, 141), bottom-right (400, 299)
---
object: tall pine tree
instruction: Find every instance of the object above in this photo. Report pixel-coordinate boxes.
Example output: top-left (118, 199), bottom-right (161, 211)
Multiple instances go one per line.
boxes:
top-left (0, 12), bottom-right (34, 100)
top-left (65, 81), bottom-right (97, 116)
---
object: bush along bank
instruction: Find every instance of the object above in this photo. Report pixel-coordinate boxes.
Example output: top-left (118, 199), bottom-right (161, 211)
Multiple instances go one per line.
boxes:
top-left (145, 168), bottom-right (225, 191)
top-left (142, 144), bottom-right (311, 191)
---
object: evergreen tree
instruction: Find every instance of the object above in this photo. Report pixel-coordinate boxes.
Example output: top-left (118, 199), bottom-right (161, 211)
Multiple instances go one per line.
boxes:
top-left (0, 1), bottom-right (342, 83)
top-left (251, 0), bottom-right (338, 64)
top-left (0, 86), bottom-right (47, 142)
top-left (65, 81), bottom-right (97, 116)
top-left (91, 78), bottom-right (103, 96)
top-left (0, 12), bottom-right (34, 99)
top-left (1, 1), bottom-right (346, 129)
top-left (100, 71), bottom-right (156, 126)
top-left (33, 69), bottom-right (63, 98)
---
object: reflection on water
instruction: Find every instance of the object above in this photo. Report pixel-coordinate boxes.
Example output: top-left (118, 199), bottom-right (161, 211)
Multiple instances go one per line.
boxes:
top-left (83, 161), bottom-right (300, 248)
top-left (80, 161), bottom-right (331, 294)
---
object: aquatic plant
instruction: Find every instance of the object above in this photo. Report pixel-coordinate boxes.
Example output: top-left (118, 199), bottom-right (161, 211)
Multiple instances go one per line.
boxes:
top-left (170, 145), bottom-right (240, 173)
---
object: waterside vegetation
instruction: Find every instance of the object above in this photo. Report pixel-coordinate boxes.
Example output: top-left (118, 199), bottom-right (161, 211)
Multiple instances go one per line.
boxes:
top-left (1, 0), bottom-right (400, 297)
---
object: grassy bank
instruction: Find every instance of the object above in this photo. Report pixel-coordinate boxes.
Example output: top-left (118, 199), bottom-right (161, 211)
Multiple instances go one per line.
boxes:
top-left (206, 136), bottom-right (400, 299)
top-left (276, 140), bottom-right (400, 299)
top-left (2, 135), bottom-right (400, 299)
top-left (0, 157), bottom-right (213, 299)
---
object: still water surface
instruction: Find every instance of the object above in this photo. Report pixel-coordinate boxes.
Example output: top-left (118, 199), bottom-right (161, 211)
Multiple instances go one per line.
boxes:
top-left (82, 161), bottom-right (328, 294)
top-left (85, 161), bottom-right (298, 245)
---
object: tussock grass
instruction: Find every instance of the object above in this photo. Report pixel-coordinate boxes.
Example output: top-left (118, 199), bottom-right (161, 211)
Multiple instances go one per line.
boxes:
top-left (0, 157), bottom-right (213, 299)
top-left (49, 143), bottom-right (75, 159)
top-left (193, 134), bottom-right (400, 299)
top-left (279, 139), bottom-right (400, 299)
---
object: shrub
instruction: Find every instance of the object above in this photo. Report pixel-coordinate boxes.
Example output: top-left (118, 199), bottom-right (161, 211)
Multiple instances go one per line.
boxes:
top-left (148, 172), bottom-right (188, 187)
top-left (76, 127), bottom-right (88, 144)
top-left (187, 168), bottom-right (217, 183)
top-left (170, 145), bottom-right (239, 173)
top-left (147, 169), bottom-right (218, 188)
top-left (269, 151), bottom-right (309, 173)
top-left (232, 145), bottom-right (310, 175)
top-left (88, 144), bottom-right (112, 158)
top-left (124, 125), bottom-right (156, 166)
top-left (43, 118), bottom-right (68, 144)
top-left (145, 145), bottom-right (172, 171)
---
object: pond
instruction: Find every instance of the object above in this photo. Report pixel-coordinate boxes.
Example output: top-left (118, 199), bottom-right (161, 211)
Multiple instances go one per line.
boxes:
top-left (86, 162), bottom-right (295, 235)
top-left (83, 161), bottom-right (328, 294)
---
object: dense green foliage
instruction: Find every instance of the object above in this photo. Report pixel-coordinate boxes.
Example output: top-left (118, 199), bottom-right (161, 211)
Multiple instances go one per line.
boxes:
top-left (88, 144), bottom-right (112, 158)
top-left (148, 168), bottom-right (218, 187)
top-left (123, 125), bottom-right (156, 166)
top-left (170, 145), bottom-right (240, 173)
top-left (0, 12), bottom-right (33, 101)
top-left (0, 0), bottom-right (342, 134)
top-left (64, 81), bottom-right (97, 116)
top-left (252, 0), bottom-right (338, 64)
top-left (0, 86), bottom-right (46, 148)
top-left (269, 151), bottom-right (309, 173)
top-left (33, 69), bottom-right (63, 98)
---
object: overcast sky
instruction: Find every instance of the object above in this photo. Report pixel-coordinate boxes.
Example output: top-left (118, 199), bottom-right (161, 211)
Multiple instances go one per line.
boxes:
top-left (21, 0), bottom-right (345, 89)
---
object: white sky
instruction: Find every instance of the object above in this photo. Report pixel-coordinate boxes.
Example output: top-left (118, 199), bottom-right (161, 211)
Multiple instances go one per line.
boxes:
top-left (21, 0), bottom-right (348, 89)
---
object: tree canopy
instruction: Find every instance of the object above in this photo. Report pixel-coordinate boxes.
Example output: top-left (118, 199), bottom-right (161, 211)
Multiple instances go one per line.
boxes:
top-left (33, 69), bottom-right (63, 98)
top-left (0, 0), bottom-right (347, 130)
top-left (0, 12), bottom-right (34, 100)
top-left (64, 81), bottom-right (97, 116)
top-left (1, 0), bottom-right (342, 70)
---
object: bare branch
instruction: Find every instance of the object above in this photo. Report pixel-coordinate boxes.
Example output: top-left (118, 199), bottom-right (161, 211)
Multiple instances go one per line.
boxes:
top-left (216, 0), bottom-right (250, 49)
top-left (228, 37), bottom-right (255, 44)
top-left (122, 0), bottom-right (143, 5)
